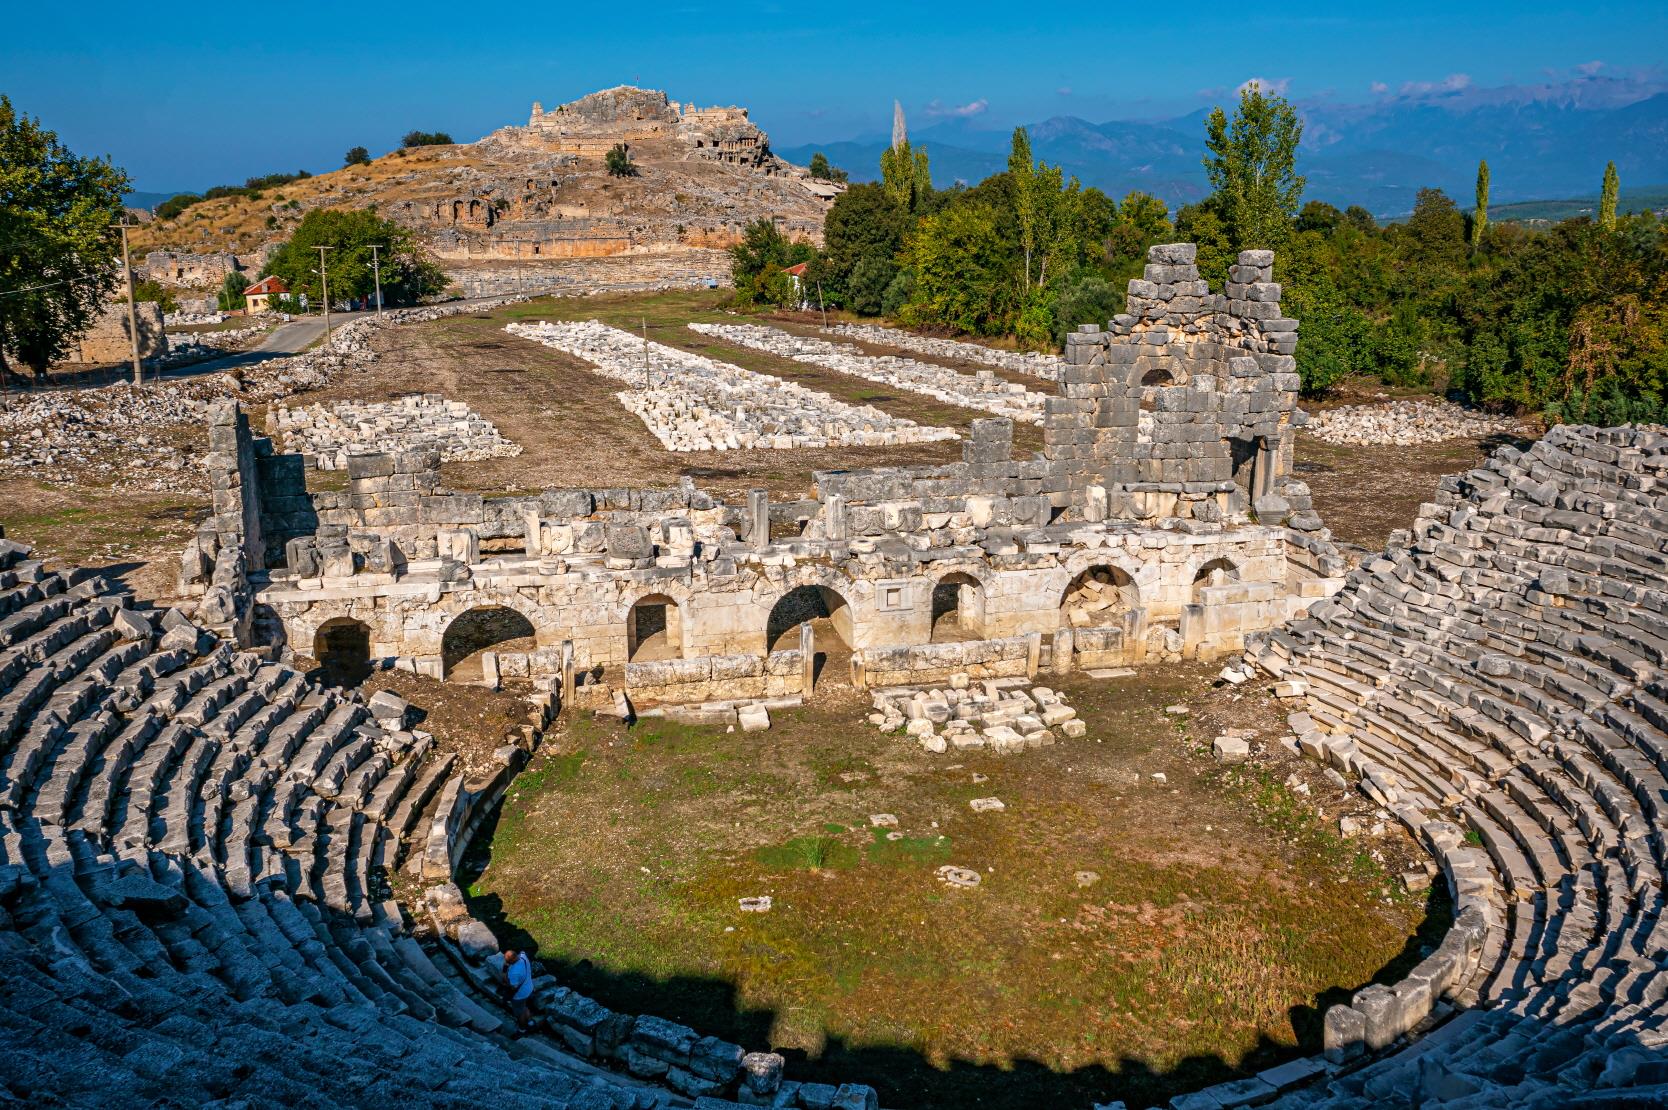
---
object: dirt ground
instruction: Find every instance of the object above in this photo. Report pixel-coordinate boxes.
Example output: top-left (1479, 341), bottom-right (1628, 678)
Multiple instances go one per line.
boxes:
top-left (469, 664), bottom-right (1436, 1110)
top-left (0, 478), bottom-right (205, 603)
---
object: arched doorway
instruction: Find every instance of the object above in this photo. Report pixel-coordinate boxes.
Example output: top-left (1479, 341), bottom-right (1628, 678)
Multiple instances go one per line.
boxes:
top-left (1061, 565), bottom-right (1138, 629)
top-left (767, 585), bottom-right (853, 688)
top-left (628, 594), bottom-right (682, 661)
top-left (930, 573), bottom-right (985, 642)
top-left (443, 607), bottom-right (537, 681)
top-left (314, 618), bottom-right (371, 687)
top-left (1192, 558), bottom-right (1240, 602)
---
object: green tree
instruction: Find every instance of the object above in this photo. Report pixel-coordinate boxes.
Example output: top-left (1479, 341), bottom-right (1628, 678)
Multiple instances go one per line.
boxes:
top-left (1473, 160), bottom-right (1490, 245)
top-left (806, 183), bottom-right (908, 312)
top-left (261, 208), bottom-right (446, 308)
top-left (155, 192), bottom-right (200, 220)
top-left (900, 202), bottom-right (1016, 336)
top-left (401, 130), bottom-right (453, 148)
top-left (1599, 161), bottom-right (1619, 230)
top-left (1053, 274), bottom-right (1120, 345)
top-left (605, 143), bottom-right (637, 178)
top-left (1202, 81), bottom-right (1306, 250)
top-left (344, 146), bottom-right (371, 167)
top-left (727, 219), bottom-right (813, 308)
top-left (0, 95), bottom-right (130, 380)
top-left (807, 152), bottom-right (848, 183)
top-left (131, 279), bottom-right (178, 315)
top-left (880, 140), bottom-right (932, 213)
top-left (217, 271), bottom-right (247, 312)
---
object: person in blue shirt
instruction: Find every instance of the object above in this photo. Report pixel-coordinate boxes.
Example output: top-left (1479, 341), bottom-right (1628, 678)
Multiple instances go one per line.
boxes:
top-left (501, 946), bottom-right (534, 1034)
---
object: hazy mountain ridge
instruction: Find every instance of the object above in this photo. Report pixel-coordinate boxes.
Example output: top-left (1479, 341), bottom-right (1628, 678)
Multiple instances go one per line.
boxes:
top-left (780, 78), bottom-right (1668, 217)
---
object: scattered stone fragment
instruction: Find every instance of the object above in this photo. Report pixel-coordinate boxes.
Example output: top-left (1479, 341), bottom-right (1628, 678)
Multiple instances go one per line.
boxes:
top-left (935, 866), bottom-right (982, 889)
top-left (739, 896), bottom-right (773, 913)
top-left (969, 797), bottom-right (1006, 813)
top-left (1213, 735), bottom-right (1251, 763)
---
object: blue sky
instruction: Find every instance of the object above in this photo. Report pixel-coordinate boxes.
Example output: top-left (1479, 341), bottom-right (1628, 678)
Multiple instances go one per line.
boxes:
top-left (7, 0), bottom-right (1667, 191)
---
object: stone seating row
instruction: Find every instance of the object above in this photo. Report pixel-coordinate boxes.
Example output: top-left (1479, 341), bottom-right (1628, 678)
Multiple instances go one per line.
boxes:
top-left (0, 529), bottom-right (879, 1109)
top-left (1240, 424), bottom-right (1668, 1108)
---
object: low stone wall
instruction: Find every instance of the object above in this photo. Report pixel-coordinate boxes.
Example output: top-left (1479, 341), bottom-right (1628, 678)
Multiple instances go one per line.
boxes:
top-left (1179, 580), bottom-right (1292, 659)
top-left (1065, 622), bottom-right (1132, 668)
top-left (855, 634), bottom-right (1038, 689)
top-left (624, 649), bottom-right (807, 704)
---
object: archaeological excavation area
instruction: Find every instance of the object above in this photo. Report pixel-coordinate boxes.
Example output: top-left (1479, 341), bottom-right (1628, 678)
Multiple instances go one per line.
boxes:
top-left (2, 244), bottom-right (1666, 1110)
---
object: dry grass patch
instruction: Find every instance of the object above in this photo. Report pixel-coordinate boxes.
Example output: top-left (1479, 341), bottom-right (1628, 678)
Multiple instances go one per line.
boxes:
top-left (468, 665), bottom-right (1431, 1109)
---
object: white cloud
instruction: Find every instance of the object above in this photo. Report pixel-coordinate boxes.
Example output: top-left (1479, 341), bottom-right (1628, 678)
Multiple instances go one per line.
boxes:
top-left (1576, 60), bottom-right (1605, 76)
top-left (924, 98), bottom-right (990, 119)
top-left (1236, 76), bottom-right (1291, 96)
top-left (1399, 73), bottom-right (1471, 96)
top-left (1370, 81), bottom-right (1390, 96)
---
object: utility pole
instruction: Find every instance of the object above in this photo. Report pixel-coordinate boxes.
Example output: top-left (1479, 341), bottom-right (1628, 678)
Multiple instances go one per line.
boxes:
top-left (315, 245), bottom-right (333, 346)
top-left (368, 244), bottom-right (384, 318)
top-left (111, 220), bottom-right (143, 387)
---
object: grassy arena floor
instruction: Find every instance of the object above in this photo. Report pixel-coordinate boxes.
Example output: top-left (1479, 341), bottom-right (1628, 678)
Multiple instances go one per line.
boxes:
top-left (467, 665), bottom-right (1437, 1110)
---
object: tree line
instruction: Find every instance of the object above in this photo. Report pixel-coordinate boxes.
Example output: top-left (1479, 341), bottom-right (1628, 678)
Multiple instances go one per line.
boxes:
top-left (736, 85), bottom-right (1667, 423)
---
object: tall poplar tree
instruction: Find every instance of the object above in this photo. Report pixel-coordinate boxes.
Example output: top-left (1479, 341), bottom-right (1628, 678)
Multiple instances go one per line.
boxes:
top-left (1202, 81), bottom-right (1306, 250)
top-left (1473, 160), bottom-right (1490, 245)
top-left (1599, 161), bottom-right (1619, 230)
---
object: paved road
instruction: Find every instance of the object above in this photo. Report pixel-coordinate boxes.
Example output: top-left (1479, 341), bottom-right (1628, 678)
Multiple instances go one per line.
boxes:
top-left (160, 311), bottom-right (369, 381)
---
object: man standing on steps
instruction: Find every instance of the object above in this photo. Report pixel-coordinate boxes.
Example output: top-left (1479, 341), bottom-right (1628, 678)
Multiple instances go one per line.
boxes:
top-left (501, 946), bottom-right (534, 1035)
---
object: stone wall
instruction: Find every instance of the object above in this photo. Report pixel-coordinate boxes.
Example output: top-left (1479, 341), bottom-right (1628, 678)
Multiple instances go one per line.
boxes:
top-left (623, 648), bottom-right (808, 704)
top-left (855, 635), bottom-right (1037, 689)
top-left (60, 300), bottom-right (166, 365)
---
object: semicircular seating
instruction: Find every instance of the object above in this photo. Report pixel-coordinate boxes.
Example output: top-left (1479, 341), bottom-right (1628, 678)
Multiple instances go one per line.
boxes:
top-left (1248, 423), bottom-right (1668, 1108)
top-left (0, 532), bottom-right (862, 1110)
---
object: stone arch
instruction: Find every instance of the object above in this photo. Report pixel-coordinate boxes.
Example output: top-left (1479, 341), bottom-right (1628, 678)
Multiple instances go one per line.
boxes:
top-left (767, 584), bottom-right (854, 652)
top-left (931, 571), bottom-right (986, 641)
top-left (627, 593), bottom-right (683, 661)
top-left (1061, 563), bottom-right (1140, 629)
top-left (314, 617), bottom-right (371, 686)
top-left (442, 606), bottom-right (537, 679)
top-left (1191, 557), bottom-right (1241, 602)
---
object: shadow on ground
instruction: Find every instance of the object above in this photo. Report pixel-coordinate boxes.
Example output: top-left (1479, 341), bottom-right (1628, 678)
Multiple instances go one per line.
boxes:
top-left (458, 795), bottom-right (1454, 1110)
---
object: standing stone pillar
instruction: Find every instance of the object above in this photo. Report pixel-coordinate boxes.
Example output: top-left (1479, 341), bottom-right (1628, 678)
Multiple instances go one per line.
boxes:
top-left (798, 621), bottom-right (815, 696)
top-left (559, 640), bottom-right (575, 710)
top-left (1025, 632), bottom-right (1043, 680)
top-left (1051, 628), bottom-right (1074, 675)
top-left (748, 489), bottom-right (770, 550)
top-left (823, 494), bottom-right (847, 540)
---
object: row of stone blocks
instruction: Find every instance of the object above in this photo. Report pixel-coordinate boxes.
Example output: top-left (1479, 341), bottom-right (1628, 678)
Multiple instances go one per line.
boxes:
top-left (0, 529), bottom-right (880, 1109)
top-left (1234, 423), bottom-right (1668, 1108)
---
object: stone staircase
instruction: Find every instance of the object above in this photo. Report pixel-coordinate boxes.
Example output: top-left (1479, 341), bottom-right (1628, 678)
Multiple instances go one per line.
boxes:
top-left (0, 533), bottom-right (855, 1109)
top-left (1240, 424), bottom-right (1668, 1108)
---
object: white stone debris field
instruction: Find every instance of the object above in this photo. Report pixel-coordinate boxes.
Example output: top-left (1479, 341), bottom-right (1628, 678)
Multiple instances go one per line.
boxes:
top-left (1304, 399), bottom-right (1525, 446)
top-left (688, 321), bottom-right (1051, 424)
top-left (823, 321), bottom-right (1063, 381)
top-left (507, 319), bottom-right (957, 451)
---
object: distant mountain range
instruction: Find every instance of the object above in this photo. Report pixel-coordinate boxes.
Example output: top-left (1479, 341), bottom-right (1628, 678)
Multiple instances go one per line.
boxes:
top-left (779, 76), bottom-right (1668, 219)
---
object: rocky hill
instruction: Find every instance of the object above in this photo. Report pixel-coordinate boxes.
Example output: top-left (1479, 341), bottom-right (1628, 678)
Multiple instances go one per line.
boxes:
top-left (133, 86), bottom-right (838, 292)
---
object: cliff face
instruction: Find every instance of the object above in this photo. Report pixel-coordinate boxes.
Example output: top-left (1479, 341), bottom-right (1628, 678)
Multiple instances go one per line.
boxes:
top-left (134, 86), bottom-right (838, 288)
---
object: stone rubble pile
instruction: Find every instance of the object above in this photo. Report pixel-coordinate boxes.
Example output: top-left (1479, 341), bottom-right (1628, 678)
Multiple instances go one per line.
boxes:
top-left (0, 384), bottom-right (213, 492)
top-left (823, 321), bottom-right (1062, 381)
top-left (0, 533), bottom-right (877, 1110)
top-left (0, 292), bottom-right (553, 492)
top-left (1304, 399), bottom-right (1525, 446)
top-left (688, 322), bottom-right (1050, 425)
top-left (270, 394), bottom-right (522, 470)
top-left (163, 311), bottom-right (226, 326)
top-left (869, 678), bottom-right (1084, 753)
top-left (507, 319), bottom-right (957, 452)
